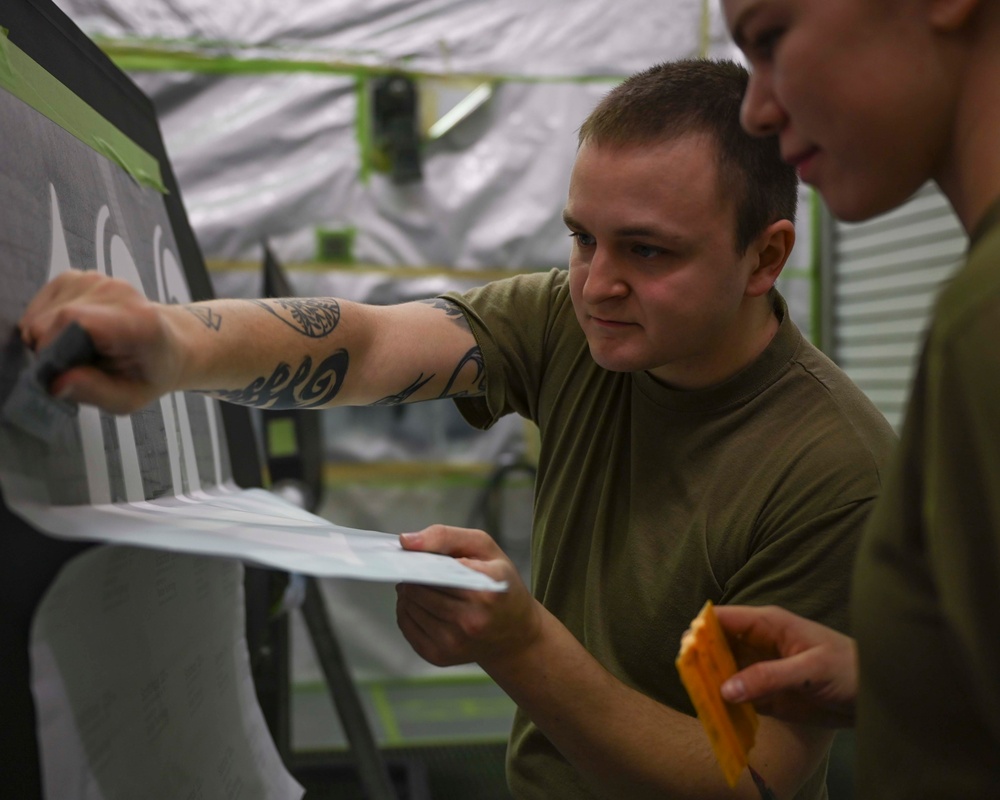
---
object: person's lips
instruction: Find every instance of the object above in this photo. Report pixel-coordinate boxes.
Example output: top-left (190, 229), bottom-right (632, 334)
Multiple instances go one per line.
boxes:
top-left (589, 315), bottom-right (635, 329)
top-left (784, 146), bottom-right (821, 181)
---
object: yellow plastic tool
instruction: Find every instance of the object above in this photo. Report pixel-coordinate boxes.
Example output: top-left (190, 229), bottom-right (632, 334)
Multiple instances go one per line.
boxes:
top-left (676, 600), bottom-right (759, 788)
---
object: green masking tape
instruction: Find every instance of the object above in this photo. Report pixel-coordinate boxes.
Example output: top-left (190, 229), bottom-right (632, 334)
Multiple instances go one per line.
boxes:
top-left (0, 28), bottom-right (13, 84)
top-left (0, 27), bottom-right (165, 193)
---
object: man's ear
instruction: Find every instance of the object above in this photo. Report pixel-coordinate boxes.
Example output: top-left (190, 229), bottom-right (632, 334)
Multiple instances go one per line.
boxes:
top-left (745, 219), bottom-right (795, 298)
top-left (929, 0), bottom-right (980, 32)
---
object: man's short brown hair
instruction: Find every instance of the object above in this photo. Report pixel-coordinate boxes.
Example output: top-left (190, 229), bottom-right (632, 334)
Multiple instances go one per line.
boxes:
top-left (578, 59), bottom-right (797, 254)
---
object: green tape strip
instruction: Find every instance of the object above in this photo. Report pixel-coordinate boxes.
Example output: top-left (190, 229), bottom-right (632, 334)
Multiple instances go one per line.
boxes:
top-left (98, 38), bottom-right (627, 85)
top-left (700, 0), bottom-right (711, 58)
top-left (0, 28), bottom-right (165, 193)
top-left (0, 28), bottom-right (13, 85)
top-left (369, 683), bottom-right (403, 745)
top-left (355, 76), bottom-right (372, 185)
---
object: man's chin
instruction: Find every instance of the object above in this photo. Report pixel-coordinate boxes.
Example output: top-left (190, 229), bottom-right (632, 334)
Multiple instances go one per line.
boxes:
top-left (587, 346), bottom-right (647, 374)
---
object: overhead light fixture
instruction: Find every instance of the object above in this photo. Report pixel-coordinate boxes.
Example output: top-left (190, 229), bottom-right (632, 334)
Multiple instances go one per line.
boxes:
top-left (427, 82), bottom-right (494, 141)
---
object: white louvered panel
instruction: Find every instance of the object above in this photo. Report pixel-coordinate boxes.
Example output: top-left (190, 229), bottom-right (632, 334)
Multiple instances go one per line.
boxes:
top-left (836, 316), bottom-right (931, 343)
top-left (836, 261), bottom-right (956, 300)
top-left (830, 183), bottom-right (966, 429)
top-left (837, 340), bottom-right (921, 362)
top-left (837, 237), bottom-right (965, 277)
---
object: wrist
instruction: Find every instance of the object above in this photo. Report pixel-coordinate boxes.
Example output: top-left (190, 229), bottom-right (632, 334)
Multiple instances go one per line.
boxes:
top-left (162, 301), bottom-right (212, 392)
top-left (480, 601), bottom-right (552, 681)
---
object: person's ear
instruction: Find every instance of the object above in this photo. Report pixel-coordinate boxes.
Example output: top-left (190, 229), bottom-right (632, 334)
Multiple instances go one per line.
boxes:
top-left (929, 0), bottom-right (980, 32)
top-left (745, 219), bottom-right (795, 298)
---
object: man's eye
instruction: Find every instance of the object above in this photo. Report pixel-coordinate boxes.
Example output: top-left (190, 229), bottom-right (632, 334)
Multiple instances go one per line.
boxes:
top-left (632, 244), bottom-right (662, 259)
top-left (569, 232), bottom-right (596, 247)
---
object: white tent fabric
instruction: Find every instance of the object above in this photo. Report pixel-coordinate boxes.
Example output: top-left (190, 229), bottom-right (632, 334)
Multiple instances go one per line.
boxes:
top-left (56, 0), bottom-right (713, 76)
top-left (54, 0), bottom-right (740, 264)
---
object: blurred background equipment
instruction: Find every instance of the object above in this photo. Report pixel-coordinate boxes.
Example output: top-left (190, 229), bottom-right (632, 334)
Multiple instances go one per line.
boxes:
top-left (372, 73), bottom-right (424, 185)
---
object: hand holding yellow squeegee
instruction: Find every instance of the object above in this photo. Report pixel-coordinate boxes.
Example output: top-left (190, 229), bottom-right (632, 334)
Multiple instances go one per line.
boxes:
top-left (676, 600), bottom-right (762, 791)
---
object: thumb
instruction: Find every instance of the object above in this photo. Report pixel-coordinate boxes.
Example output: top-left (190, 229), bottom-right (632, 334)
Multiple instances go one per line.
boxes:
top-left (721, 651), bottom-right (814, 704)
top-left (399, 525), bottom-right (499, 559)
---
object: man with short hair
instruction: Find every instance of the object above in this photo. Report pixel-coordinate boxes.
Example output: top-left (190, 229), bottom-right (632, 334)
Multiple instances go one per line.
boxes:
top-left (20, 59), bottom-right (896, 798)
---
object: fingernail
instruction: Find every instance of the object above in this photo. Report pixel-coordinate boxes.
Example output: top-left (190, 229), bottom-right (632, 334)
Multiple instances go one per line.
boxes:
top-left (54, 385), bottom-right (77, 403)
top-left (400, 532), bottom-right (421, 546)
top-left (721, 678), bottom-right (745, 703)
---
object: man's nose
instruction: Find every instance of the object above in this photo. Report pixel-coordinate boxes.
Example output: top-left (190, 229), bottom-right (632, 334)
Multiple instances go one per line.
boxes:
top-left (582, 248), bottom-right (628, 302)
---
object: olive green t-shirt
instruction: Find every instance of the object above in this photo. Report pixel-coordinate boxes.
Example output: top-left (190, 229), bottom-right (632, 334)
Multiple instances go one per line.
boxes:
top-left (853, 200), bottom-right (1000, 798)
top-left (449, 269), bottom-right (896, 799)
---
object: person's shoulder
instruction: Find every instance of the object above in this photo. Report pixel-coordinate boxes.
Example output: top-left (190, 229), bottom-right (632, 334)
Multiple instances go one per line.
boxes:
top-left (931, 223), bottom-right (1000, 345)
top-left (460, 268), bottom-right (568, 308)
top-left (779, 337), bottom-right (897, 464)
top-left (788, 338), bottom-right (886, 417)
top-left (488, 267), bottom-right (568, 292)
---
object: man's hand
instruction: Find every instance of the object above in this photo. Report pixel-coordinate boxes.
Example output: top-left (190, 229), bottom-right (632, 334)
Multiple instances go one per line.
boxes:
top-left (395, 525), bottom-right (542, 668)
top-left (18, 270), bottom-right (186, 414)
top-left (714, 605), bottom-right (858, 728)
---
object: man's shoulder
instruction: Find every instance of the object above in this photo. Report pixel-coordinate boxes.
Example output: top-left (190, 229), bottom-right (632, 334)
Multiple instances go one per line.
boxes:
top-left (761, 337), bottom-right (897, 486)
top-left (465, 267), bottom-right (569, 302)
top-left (788, 337), bottom-right (894, 435)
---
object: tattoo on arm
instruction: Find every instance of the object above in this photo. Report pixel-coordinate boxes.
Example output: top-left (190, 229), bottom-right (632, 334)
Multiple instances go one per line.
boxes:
top-left (204, 349), bottom-right (349, 410)
top-left (248, 298), bottom-right (341, 338)
top-left (418, 298), bottom-right (471, 332)
top-left (186, 306), bottom-right (222, 331)
top-left (438, 346), bottom-right (486, 398)
top-left (370, 373), bottom-right (435, 406)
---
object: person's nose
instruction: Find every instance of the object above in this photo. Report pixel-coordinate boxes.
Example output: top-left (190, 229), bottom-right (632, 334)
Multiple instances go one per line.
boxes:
top-left (740, 70), bottom-right (787, 138)
top-left (581, 247), bottom-right (628, 304)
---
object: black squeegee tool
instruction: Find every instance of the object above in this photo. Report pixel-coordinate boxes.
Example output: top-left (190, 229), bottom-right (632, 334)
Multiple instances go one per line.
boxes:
top-left (2, 321), bottom-right (98, 443)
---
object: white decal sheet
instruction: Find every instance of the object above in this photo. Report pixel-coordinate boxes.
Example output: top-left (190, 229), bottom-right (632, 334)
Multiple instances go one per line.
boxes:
top-left (7, 477), bottom-right (505, 591)
top-left (31, 547), bottom-right (304, 800)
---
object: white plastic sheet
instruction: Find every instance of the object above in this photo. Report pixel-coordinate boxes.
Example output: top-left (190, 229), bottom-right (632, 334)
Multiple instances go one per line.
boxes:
top-left (31, 547), bottom-right (304, 800)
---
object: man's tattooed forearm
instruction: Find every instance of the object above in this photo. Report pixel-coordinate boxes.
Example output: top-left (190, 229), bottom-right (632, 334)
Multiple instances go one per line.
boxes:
top-left (248, 298), bottom-right (341, 338)
top-left (205, 349), bottom-right (349, 409)
top-left (370, 373), bottom-right (435, 406)
top-left (438, 346), bottom-right (486, 398)
top-left (419, 298), bottom-right (471, 332)
top-left (186, 306), bottom-right (222, 331)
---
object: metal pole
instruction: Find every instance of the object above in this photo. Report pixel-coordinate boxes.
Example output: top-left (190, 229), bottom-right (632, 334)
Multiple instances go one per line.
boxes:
top-left (300, 577), bottom-right (398, 800)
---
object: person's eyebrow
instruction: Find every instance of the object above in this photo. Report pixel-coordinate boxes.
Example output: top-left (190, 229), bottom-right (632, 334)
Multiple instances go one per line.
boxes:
top-left (613, 225), bottom-right (686, 243)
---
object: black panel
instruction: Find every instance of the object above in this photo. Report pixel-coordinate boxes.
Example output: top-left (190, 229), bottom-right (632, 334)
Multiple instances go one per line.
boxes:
top-left (0, 2), bottom-right (264, 794)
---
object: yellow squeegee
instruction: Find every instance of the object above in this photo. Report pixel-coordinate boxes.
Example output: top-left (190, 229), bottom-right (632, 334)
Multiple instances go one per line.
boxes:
top-left (676, 600), bottom-right (759, 789)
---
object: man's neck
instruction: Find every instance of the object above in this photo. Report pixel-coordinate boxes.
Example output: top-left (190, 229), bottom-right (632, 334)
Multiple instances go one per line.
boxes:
top-left (646, 297), bottom-right (780, 391)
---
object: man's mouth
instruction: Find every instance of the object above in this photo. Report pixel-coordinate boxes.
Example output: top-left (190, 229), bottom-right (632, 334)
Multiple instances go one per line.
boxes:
top-left (590, 315), bottom-right (634, 329)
